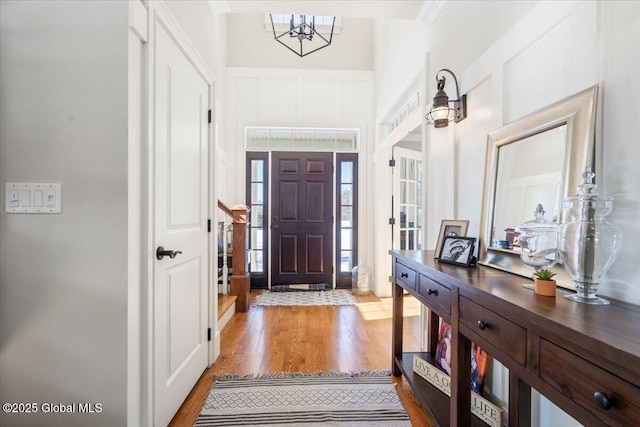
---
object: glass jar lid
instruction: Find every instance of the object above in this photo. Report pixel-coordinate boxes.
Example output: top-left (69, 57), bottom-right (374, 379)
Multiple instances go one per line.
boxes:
top-left (518, 203), bottom-right (557, 234)
top-left (563, 167), bottom-right (613, 220)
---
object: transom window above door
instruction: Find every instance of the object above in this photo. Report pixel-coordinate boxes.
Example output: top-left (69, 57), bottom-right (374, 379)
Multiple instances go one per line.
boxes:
top-left (245, 127), bottom-right (358, 151)
top-left (264, 14), bottom-right (343, 34)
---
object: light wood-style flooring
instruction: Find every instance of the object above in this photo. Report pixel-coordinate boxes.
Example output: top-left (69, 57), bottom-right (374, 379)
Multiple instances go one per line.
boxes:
top-left (169, 290), bottom-right (433, 426)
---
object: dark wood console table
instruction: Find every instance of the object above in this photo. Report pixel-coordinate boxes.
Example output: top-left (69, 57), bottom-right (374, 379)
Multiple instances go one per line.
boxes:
top-left (390, 250), bottom-right (640, 427)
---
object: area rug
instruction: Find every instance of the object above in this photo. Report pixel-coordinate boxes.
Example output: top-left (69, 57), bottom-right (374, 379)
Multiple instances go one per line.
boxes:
top-left (194, 371), bottom-right (411, 426)
top-left (253, 289), bottom-right (357, 307)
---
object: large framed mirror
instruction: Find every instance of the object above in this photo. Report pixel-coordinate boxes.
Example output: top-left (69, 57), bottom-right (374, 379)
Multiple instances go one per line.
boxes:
top-left (478, 85), bottom-right (599, 288)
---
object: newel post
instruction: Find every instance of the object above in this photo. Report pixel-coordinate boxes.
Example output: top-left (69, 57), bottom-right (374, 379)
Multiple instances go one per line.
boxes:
top-left (230, 205), bottom-right (250, 312)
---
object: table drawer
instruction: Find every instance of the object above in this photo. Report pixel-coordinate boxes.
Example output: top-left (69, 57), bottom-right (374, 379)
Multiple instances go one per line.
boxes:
top-left (459, 296), bottom-right (527, 365)
top-left (395, 262), bottom-right (417, 290)
top-left (418, 274), bottom-right (451, 315)
top-left (540, 339), bottom-right (640, 425)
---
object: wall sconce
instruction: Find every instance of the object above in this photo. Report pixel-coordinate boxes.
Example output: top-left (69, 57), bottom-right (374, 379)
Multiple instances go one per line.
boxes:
top-left (425, 69), bottom-right (467, 128)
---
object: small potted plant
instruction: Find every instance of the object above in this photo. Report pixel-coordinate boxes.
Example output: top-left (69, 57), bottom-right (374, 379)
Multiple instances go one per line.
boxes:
top-left (533, 269), bottom-right (557, 296)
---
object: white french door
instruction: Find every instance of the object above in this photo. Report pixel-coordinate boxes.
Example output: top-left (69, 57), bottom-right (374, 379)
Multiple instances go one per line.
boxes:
top-left (392, 147), bottom-right (423, 251)
top-left (153, 18), bottom-right (209, 427)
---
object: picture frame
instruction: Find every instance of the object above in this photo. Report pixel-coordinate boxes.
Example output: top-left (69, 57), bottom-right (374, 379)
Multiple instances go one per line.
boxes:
top-left (434, 220), bottom-right (469, 258)
top-left (434, 319), bottom-right (452, 375)
top-left (438, 236), bottom-right (477, 266)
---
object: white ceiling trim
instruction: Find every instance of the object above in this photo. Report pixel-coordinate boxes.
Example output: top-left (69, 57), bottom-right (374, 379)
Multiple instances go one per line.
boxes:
top-left (212, 1), bottom-right (425, 20)
top-left (208, 0), bottom-right (230, 14)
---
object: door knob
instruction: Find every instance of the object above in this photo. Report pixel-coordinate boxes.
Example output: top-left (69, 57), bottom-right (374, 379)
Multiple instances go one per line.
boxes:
top-left (156, 246), bottom-right (183, 260)
top-left (272, 224), bottom-right (280, 230)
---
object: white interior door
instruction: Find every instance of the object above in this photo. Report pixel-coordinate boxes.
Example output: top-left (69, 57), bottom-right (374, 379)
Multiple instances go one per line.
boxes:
top-left (154, 21), bottom-right (209, 426)
top-left (392, 147), bottom-right (423, 251)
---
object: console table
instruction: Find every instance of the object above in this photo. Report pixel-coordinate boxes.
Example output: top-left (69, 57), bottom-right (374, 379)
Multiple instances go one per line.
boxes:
top-left (390, 250), bottom-right (640, 427)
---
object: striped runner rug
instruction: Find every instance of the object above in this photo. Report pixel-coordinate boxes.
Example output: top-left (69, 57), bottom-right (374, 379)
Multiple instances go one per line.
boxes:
top-left (194, 371), bottom-right (411, 426)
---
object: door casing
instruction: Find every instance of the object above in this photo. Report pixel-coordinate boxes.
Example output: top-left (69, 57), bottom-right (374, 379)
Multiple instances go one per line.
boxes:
top-left (246, 151), bottom-right (359, 289)
top-left (142, 3), bottom-right (218, 426)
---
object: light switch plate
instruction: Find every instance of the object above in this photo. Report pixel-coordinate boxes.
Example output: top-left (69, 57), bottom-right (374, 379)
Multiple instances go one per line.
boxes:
top-left (5, 183), bottom-right (62, 214)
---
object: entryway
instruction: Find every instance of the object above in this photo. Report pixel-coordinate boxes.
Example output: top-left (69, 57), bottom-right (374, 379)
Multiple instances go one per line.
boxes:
top-left (246, 146), bottom-right (358, 290)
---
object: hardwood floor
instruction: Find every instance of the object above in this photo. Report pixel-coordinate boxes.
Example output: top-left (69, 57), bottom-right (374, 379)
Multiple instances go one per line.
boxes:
top-left (169, 291), bottom-right (434, 427)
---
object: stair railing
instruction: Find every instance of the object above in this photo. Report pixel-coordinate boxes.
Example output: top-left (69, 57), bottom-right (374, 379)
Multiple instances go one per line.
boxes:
top-left (218, 201), bottom-right (250, 312)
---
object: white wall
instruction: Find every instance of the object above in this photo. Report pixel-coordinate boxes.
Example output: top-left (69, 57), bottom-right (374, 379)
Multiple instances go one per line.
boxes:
top-left (164, 1), bottom-right (225, 77)
top-left (373, 1), bottom-right (538, 124)
top-left (446, 0), bottom-right (639, 307)
top-left (225, 67), bottom-right (375, 283)
top-left (371, 1), bottom-right (538, 296)
top-left (1, 1), bottom-right (228, 426)
top-left (128, 5), bottom-right (145, 424)
top-left (373, 18), bottom-right (429, 122)
top-left (0, 1), bottom-right (129, 426)
top-left (600, 0), bottom-right (640, 302)
top-left (226, 13), bottom-right (373, 70)
top-left (373, 0), bottom-right (640, 425)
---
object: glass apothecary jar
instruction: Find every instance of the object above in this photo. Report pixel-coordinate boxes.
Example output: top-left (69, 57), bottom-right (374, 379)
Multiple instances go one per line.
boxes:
top-left (352, 265), bottom-right (372, 295)
top-left (556, 168), bottom-right (621, 305)
top-left (518, 203), bottom-right (559, 273)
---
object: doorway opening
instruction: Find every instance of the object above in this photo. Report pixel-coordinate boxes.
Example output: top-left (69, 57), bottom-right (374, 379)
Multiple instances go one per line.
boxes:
top-left (245, 127), bottom-right (359, 290)
top-left (392, 129), bottom-right (423, 251)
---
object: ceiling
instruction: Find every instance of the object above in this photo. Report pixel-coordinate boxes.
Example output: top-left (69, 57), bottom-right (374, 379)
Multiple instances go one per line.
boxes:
top-left (215, 0), bottom-right (428, 20)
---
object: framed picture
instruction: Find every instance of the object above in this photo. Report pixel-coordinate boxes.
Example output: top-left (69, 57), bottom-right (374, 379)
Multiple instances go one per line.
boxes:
top-left (438, 236), bottom-right (476, 266)
top-left (434, 319), bottom-right (452, 375)
top-left (434, 220), bottom-right (469, 258)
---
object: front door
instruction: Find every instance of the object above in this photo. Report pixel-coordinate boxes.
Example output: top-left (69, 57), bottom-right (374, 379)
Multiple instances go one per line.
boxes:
top-left (153, 20), bottom-right (209, 426)
top-left (271, 152), bottom-right (333, 285)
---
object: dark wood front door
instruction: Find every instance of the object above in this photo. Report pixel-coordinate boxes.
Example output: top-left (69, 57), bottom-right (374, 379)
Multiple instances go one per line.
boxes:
top-left (271, 152), bottom-right (333, 285)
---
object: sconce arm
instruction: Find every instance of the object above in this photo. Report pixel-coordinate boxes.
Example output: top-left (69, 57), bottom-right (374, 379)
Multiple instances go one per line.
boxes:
top-left (436, 68), bottom-right (462, 103)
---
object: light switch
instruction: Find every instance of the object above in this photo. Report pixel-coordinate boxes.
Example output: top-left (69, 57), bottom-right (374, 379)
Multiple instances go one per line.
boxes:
top-left (20, 189), bottom-right (31, 207)
top-left (46, 189), bottom-right (56, 207)
top-left (34, 189), bottom-right (44, 207)
top-left (5, 183), bottom-right (62, 213)
top-left (8, 190), bottom-right (19, 207)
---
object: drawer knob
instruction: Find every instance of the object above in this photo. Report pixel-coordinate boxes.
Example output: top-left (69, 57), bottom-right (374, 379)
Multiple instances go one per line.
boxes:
top-left (477, 320), bottom-right (488, 331)
top-left (400, 272), bottom-right (409, 278)
top-left (593, 391), bottom-right (613, 410)
top-left (427, 288), bottom-right (438, 296)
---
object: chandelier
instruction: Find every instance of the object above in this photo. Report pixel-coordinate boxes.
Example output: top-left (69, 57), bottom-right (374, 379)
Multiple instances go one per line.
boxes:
top-left (269, 14), bottom-right (336, 57)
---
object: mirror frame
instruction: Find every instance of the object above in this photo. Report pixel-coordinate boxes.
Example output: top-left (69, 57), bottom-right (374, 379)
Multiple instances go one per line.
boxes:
top-left (478, 85), bottom-right (599, 288)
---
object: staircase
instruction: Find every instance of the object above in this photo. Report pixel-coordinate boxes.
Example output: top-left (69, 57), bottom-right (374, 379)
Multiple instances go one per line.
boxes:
top-left (217, 293), bottom-right (237, 330)
top-left (217, 200), bottom-right (250, 330)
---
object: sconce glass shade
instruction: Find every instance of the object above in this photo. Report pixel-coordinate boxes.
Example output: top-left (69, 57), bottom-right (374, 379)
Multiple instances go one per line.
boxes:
top-left (557, 168), bottom-right (621, 305)
top-left (426, 87), bottom-right (454, 127)
top-left (427, 106), bottom-right (455, 128)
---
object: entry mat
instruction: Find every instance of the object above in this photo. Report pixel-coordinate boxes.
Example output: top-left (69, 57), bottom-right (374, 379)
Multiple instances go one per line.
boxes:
top-left (253, 289), bottom-right (357, 306)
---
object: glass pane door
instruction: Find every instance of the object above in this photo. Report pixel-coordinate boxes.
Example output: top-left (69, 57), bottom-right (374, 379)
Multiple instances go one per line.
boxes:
top-left (246, 152), bottom-right (268, 288)
top-left (336, 153), bottom-right (358, 288)
top-left (393, 147), bottom-right (423, 250)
